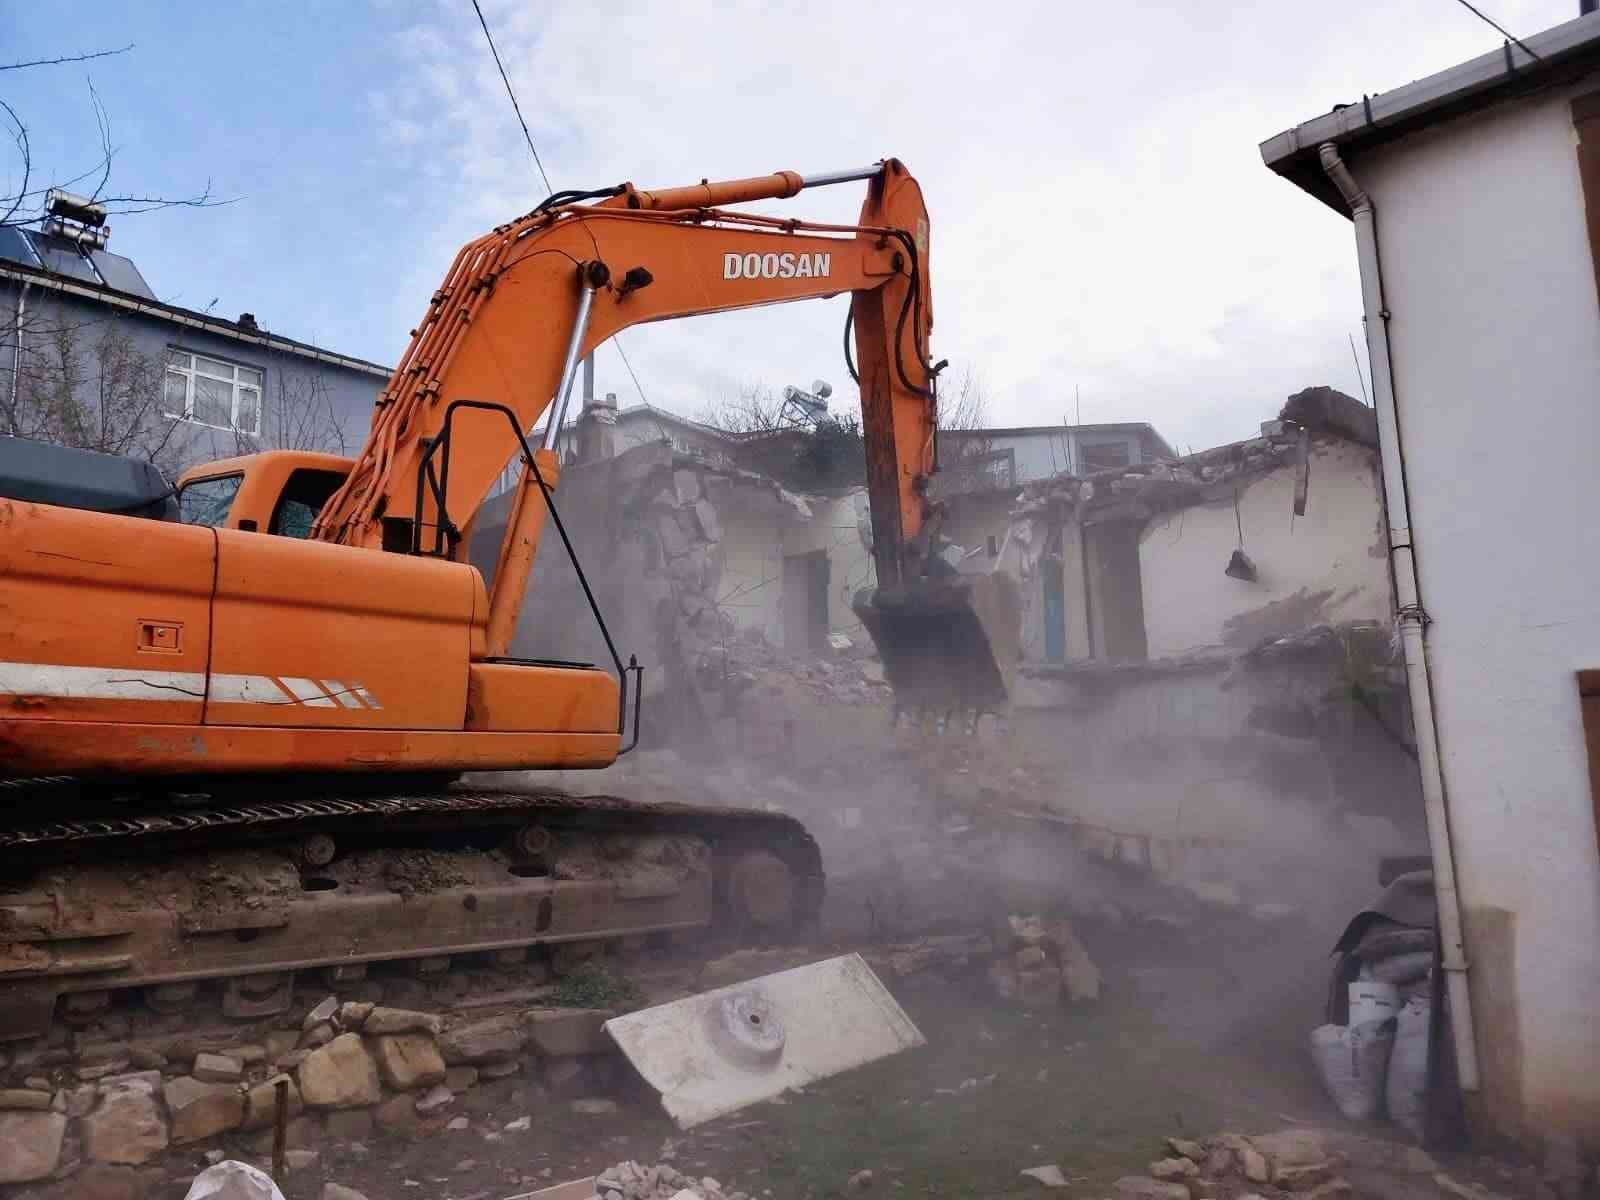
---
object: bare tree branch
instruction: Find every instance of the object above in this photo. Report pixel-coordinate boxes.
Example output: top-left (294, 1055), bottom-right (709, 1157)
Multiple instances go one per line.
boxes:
top-left (1, 44), bottom-right (134, 72)
top-left (0, 99), bottom-right (29, 228)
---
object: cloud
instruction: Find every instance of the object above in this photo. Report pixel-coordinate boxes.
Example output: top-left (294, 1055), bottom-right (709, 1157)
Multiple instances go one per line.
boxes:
top-left (364, 0), bottom-right (1565, 450)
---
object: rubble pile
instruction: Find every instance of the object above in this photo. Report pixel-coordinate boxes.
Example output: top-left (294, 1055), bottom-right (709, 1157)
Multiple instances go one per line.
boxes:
top-left (714, 628), bottom-right (892, 708)
top-left (595, 1160), bottom-right (753, 1200)
top-left (0, 994), bottom-right (625, 1188)
top-left (987, 914), bottom-right (1102, 1010)
top-left (1109, 1127), bottom-right (1436, 1200)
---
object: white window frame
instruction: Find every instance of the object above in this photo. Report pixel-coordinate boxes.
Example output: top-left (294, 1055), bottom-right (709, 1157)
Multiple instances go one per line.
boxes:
top-left (164, 349), bottom-right (263, 435)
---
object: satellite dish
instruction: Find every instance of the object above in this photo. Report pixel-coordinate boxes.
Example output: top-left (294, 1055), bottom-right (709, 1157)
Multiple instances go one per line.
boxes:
top-left (812, 380), bottom-right (833, 399)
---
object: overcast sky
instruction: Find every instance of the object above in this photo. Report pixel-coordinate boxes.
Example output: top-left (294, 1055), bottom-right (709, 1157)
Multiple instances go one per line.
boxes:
top-left (1, 0), bottom-right (1575, 451)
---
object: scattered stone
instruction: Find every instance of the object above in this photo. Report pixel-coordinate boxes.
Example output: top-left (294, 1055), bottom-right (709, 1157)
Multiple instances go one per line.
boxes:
top-left (1016, 946), bottom-right (1047, 968)
top-left (363, 1006), bottom-right (443, 1036)
top-left (1151, 1158), bottom-right (1199, 1180)
top-left (275, 1050), bottom-right (311, 1072)
top-left (1241, 1147), bottom-right (1270, 1184)
top-left (1301, 1181), bottom-right (1352, 1200)
top-left (338, 1001), bottom-right (375, 1030)
top-left (299, 1022), bottom-right (335, 1050)
top-left (1275, 1163), bottom-right (1340, 1192)
top-left (439, 1015), bottom-right (524, 1065)
top-left (242, 1075), bottom-right (303, 1132)
top-left (285, 1149), bottom-right (320, 1172)
top-left (206, 1150), bottom-right (225, 1164)
top-left (233, 1044), bottom-right (267, 1066)
top-left (1252, 1129), bottom-right (1328, 1175)
top-left (297, 1033), bottom-right (382, 1109)
top-left (447, 1116), bottom-right (469, 1131)
top-left (0, 1088), bottom-right (52, 1110)
top-left (0, 1110), bottom-right (67, 1183)
top-left (324, 1184), bottom-right (371, 1200)
top-left (445, 1066), bottom-right (478, 1092)
top-left (479, 1059), bottom-right (520, 1079)
top-left (454, 1158), bottom-right (477, 1171)
top-left (264, 1031), bottom-right (300, 1059)
top-left (304, 996), bottom-right (340, 1029)
top-left (847, 1168), bottom-right (876, 1190)
top-left (78, 1058), bottom-right (132, 1081)
top-left (1115, 1179), bottom-right (1191, 1200)
top-left (414, 1083), bottom-right (454, 1115)
top-left (83, 1079), bottom-right (167, 1165)
top-left (24, 1076), bottom-right (50, 1091)
top-left (1021, 1165), bottom-right (1069, 1188)
top-left (504, 1116), bottom-right (532, 1132)
top-left (164, 1076), bottom-right (245, 1143)
top-left (1204, 1148), bottom-right (1233, 1177)
top-left (524, 1009), bottom-right (613, 1057)
top-left (191, 1052), bottom-right (242, 1084)
top-left (572, 1097), bottom-right (619, 1115)
top-left (371, 1033), bottom-right (447, 1091)
top-left (325, 1109), bottom-right (374, 1140)
top-left (1168, 1139), bottom-right (1206, 1163)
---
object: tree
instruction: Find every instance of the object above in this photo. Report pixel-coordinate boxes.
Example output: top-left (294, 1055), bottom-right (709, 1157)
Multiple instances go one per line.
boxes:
top-left (3, 304), bottom-right (195, 473)
top-left (2, 43), bottom-right (231, 231)
top-left (233, 358), bottom-right (350, 457)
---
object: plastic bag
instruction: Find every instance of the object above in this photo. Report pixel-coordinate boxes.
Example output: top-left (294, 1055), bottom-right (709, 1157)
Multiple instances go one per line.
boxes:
top-left (183, 1161), bottom-right (286, 1200)
top-left (1386, 993), bottom-right (1431, 1140)
top-left (1310, 1018), bottom-right (1395, 1120)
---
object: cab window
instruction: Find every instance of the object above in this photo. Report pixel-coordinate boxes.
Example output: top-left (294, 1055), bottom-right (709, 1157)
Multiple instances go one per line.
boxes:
top-left (176, 474), bottom-right (243, 528)
top-left (268, 468), bottom-right (348, 539)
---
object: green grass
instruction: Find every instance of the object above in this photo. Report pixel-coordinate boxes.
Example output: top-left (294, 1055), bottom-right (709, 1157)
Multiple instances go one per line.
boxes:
top-left (548, 960), bottom-right (647, 1011)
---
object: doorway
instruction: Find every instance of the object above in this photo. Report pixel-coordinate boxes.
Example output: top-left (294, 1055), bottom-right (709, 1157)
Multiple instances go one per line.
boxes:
top-left (783, 550), bottom-right (831, 654)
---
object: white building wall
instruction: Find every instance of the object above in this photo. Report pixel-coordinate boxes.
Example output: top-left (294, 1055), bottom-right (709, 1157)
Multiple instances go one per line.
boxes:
top-left (1138, 441), bottom-right (1391, 658)
top-left (1361, 81), bottom-right (1600, 1137)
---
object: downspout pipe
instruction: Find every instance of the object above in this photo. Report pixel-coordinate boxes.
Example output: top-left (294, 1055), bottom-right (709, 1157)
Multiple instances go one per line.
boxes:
top-left (1319, 142), bottom-right (1480, 1092)
top-left (8, 279), bottom-right (29, 432)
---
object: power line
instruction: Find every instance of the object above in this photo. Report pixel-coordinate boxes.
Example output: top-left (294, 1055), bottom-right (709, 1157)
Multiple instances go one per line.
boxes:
top-left (469, 0), bottom-right (552, 192)
top-left (1448, 0), bottom-right (1544, 61)
top-left (614, 340), bottom-right (651, 406)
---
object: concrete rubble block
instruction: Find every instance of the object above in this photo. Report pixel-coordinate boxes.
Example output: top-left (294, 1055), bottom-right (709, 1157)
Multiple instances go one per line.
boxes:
top-left (1045, 919), bottom-right (1101, 1002)
top-left (524, 1009), bottom-right (615, 1058)
top-left (1240, 1147), bottom-right (1270, 1184)
top-left (1151, 1158), bottom-right (1200, 1180)
top-left (297, 1033), bottom-right (382, 1109)
top-left (1020, 1165), bottom-right (1069, 1188)
top-left (1167, 1139), bottom-right (1206, 1163)
top-left (657, 513), bottom-right (691, 559)
top-left (0, 1088), bottom-right (52, 1110)
top-left (1115, 1178), bottom-right (1192, 1200)
top-left (191, 1051), bottom-right (243, 1083)
top-left (242, 1074), bottom-right (303, 1131)
top-left (444, 1065), bottom-right (478, 1092)
top-left (692, 499), bottom-right (722, 543)
top-left (164, 1076), bottom-right (245, 1144)
top-left (371, 1033), bottom-right (447, 1091)
top-left (83, 1078), bottom-right (167, 1165)
top-left (0, 1109), bottom-right (68, 1183)
top-left (439, 1015), bottom-right (525, 1065)
top-left (673, 469), bottom-right (702, 506)
top-left (360, 1006), bottom-right (443, 1036)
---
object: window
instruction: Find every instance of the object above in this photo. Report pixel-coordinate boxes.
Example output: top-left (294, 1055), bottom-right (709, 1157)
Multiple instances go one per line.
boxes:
top-left (164, 350), bottom-right (263, 434)
top-left (269, 468), bottom-right (347, 539)
top-left (1080, 440), bottom-right (1132, 473)
top-left (176, 474), bottom-right (243, 528)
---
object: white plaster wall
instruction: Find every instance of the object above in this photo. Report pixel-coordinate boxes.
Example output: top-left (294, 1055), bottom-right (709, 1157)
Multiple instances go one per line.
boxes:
top-left (1361, 81), bottom-right (1600, 1135)
top-left (779, 493), bottom-right (876, 638)
top-left (717, 504), bottom-right (784, 643)
top-left (1138, 441), bottom-right (1391, 657)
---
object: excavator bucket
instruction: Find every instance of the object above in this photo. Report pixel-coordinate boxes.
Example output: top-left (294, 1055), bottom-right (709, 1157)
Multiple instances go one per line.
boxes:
top-left (852, 571), bottom-right (1022, 714)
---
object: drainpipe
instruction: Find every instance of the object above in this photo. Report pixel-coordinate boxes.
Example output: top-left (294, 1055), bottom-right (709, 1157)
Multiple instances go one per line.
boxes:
top-left (7, 279), bottom-right (29, 433)
top-left (1319, 142), bottom-right (1480, 1092)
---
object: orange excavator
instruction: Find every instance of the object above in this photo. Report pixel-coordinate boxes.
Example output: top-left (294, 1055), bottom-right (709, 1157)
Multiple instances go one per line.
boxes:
top-left (0, 161), bottom-right (1017, 1040)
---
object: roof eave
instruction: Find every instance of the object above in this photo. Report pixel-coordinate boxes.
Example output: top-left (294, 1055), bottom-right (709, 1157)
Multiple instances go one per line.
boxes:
top-left (1261, 11), bottom-right (1600, 214)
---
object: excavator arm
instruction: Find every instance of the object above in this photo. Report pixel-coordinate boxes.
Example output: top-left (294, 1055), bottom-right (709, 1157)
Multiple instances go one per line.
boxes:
top-left (314, 160), bottom-right (1015, 709)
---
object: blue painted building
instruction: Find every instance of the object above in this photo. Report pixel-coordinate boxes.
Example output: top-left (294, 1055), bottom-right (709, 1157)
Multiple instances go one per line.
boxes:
top-left (0, 207), bottom-right (389, 474)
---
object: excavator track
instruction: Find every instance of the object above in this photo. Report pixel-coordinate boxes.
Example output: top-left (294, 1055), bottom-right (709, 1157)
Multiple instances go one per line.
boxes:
top-left (0, 780), bottom-right (824, 1044)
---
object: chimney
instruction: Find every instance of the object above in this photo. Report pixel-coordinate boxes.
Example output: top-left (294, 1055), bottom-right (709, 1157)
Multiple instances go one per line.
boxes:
top-left (237, 313), bottom-right (259, 332)
top-left (576, 390), bottom-right (618, 463)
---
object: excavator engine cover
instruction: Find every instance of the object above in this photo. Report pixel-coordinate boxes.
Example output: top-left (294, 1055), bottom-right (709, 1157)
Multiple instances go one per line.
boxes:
top-left (852, 572), bottom-right (1021, 712)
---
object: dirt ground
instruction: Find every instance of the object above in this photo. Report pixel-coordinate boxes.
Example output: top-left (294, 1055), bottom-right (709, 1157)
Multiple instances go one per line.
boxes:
top-left (279, 906), bottom-right (1385, 1200)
